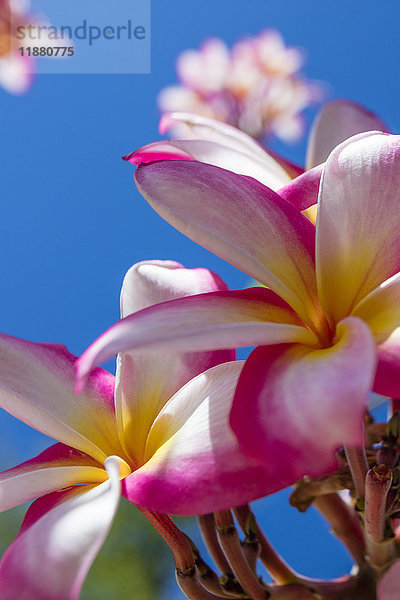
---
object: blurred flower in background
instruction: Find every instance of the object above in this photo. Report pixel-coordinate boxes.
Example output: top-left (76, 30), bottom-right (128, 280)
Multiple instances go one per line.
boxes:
top-left (0, 0), bottom-right (32, 94)
top-left (0, 0), bottom-right (67, 95)
top-left (158, 30), bottom-right (322, 143)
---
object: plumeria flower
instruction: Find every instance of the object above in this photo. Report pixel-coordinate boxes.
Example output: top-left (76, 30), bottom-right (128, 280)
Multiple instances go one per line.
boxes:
top-left (77, 128), bottom-right (400, 490)
top-left (158, 30), bottom-right (321, 143)
top-left (0, 260), bottom-right (274, 599)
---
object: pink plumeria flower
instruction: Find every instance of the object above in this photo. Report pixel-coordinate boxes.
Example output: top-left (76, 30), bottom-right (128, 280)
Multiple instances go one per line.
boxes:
top-left (0, 260), bottom-right (274, 599)
top-left (77, 119), bottom-right (400, 490)
top-left (158, 30), bottom-right (320, 143)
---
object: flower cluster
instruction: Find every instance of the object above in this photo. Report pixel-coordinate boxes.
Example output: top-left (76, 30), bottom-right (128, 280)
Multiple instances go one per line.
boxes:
top-left (0, 28), bottom-right (400, 597)
top-left (85, 102), bottom-right (397, 500)
top-left (158, 30), bottom-right (321, 142)
top-left (83, 101), bottom-right (400, 598)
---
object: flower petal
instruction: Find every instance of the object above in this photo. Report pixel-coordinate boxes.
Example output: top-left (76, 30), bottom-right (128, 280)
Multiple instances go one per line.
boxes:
top-left (159, 111), bottom-right (303, 177)
top-left (116, 260), bottom-right (233, 465)
top-left (230, 317), bottom-right (376, 482)
top-left (135, 160), bottom-right (323, 330)
top-left (76, 287), bottom-right (318, 391)
top-left (120, 259), bottom-right (229, 315)
top-left (278, 164), bottom-right (323, 211)
top-left (160, 112), bottom-right (277, 160)
top-left (373, 328), bottom-right (400, 398)
top-left (377, 557), bottom-right (400, 600)
top-left (0, 456), bottom-right (123, 600)
top-left (316, 132), bottom-right (400, 325)
top-left (124, 140), bottom-right (196, 164)
top-left (0, 443), bottom-right (107, 512)
top-left (0, 334), bottom-right (124, 464)
top-left (306, 100), bottom-right (389, 169)
top-left (125, 138), bottom-right (291, 190)
top-left (352, 273), bottom-right (400, 343)
top-left (123, 362), bottom-right (274, 515)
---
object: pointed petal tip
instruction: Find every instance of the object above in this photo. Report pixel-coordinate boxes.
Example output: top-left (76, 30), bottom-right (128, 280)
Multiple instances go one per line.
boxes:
top-left (122, 152), bottom-right (134, 162)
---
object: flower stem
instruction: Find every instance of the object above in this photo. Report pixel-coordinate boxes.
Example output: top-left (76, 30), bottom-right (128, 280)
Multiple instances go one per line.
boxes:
top-left (138, 508), bottom-right (193, 571)
top-left (365, 466), bottom-right (392, 543)
top-left (176, 570), bottom-right (229, 600)
top-left (198, 514), bottom-right (231, 575)
top-left (176, 569), bottom-right (230, 600)
top-left (313, 493), bottom-right (365, 563)
top-left (214, 510), bottom-right (268, 600)
top-left (234, 505), bottom-right (299, 584)
top-left (241, 538), bottom-right (260, 573)
top-left (300, 567), bottom-right (376, 600)
top-left (187, 535), bottom-right (234, 597)
top-left (344, 446), bottom-right (368, 502)
top-left (139, 508), bottom-right (226, 600)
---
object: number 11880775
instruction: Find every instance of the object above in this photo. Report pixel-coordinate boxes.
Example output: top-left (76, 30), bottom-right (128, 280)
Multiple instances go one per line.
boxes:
top-left (18, 47), bottom-right (75, 57)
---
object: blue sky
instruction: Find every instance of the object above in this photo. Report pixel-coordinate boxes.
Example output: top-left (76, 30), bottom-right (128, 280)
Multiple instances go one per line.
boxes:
top-left (1, 0), bottom-right (399, 590)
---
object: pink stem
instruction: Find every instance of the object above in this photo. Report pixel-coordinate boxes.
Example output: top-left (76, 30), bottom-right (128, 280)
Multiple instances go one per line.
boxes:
top-left (214, 510), bottom-right (267, 600)
top-left (344, 446), bottom-right (368, 501)
top-left (313, 493), bottom-right (365, 563)
top-left (234, 505), bottom-right (298, 583)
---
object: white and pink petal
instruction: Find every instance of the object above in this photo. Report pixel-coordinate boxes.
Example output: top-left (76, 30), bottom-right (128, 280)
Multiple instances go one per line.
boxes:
top-left (306, 100), bottom-right (389, 169)
top-left (159, 112), bottom-right (277, 162)
top-left (120, 259), bottom-right (229, 315)
top-left (0, 456), bottom-right (123, 600)
top-left (0, 333), bottom-right (124, 464)
top-left (278, 164), bottom-right (323, 212)
top-left (116, 260), bottom-right (233, 464)
top-left (374, 328), bottom-right (400, 398)
top-left (0, 443), bottom-right (107, 512)
top-left (352, 273), bottom-right (400, 343)
top-left (76, 287), bottom-right (318, 391)
top-left (125, 138), bottom-right (291, 191)
top-left (123, 362), bottom-right (274, 515)
top-left (316, 132), bottom-right (400, 325)
top-left (230, 317), bottom-right (376, 482)
top-left (135, 160), bottom-right (323, 330)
